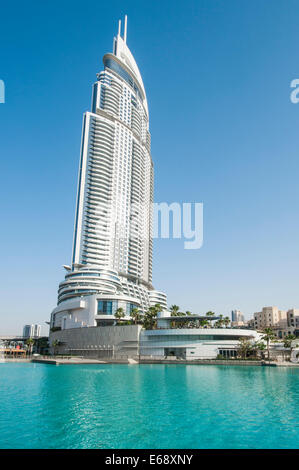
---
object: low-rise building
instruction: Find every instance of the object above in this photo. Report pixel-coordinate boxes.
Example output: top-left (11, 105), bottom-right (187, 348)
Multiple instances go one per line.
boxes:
top-left (287, 309), bottom-right (299, 331)
top-left (49, 314), bottom-right (260, 360)
top-left (249, 306), bottom-right (299, 338)
top-left (246, 319), bottom-right (255, 329)
top-left (253, 307), bottom-right (287, 330)
top-left (140, 327), bottom-right (259, 360)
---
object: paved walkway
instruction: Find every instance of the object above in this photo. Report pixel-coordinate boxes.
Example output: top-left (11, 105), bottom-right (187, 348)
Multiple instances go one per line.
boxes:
top-left (276, 361), bottom-right (299, 367)
top-left (6, 357), bottom-right (299, 367)
top-left (32, 358), bottom-right (108, 365)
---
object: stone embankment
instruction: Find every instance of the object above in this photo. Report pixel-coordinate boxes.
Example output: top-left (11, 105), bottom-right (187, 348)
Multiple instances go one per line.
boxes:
top-left (23, 357), bottom-right (299, 366)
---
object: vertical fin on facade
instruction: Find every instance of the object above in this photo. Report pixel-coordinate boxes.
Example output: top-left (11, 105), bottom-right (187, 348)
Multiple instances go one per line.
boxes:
top-left (124, 15), bottom-right (128, 44)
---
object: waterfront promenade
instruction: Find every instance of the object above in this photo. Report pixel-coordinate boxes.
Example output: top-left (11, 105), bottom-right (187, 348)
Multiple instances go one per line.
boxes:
top-left (6, 356), bottom-right (298, 367)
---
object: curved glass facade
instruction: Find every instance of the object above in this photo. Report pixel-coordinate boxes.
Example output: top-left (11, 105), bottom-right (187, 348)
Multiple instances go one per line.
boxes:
top-left (103, 57), bottom-right (143, 99)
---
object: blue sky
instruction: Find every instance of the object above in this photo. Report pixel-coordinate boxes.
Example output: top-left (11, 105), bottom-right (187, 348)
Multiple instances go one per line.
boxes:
top-left (1, 0), bottom-right (299, 334)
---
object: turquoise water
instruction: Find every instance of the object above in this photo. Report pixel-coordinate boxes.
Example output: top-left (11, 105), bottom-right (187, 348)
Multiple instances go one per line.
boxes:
top-left (0, 363), bottom-right (298, 449)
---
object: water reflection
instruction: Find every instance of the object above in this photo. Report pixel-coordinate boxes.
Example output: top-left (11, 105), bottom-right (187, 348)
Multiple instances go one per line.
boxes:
top-left (0, 363), bottom-right (298, 449)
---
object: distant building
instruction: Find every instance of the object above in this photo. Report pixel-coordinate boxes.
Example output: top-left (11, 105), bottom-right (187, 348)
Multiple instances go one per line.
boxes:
top-left (287, 309), bottom-right (299, 330)
top-left (275, 309), bottom-right (299, 338)
top-left (33, 324), bottom-right (41, 337)
top-left (231, 310), bottom-right (245, 326)
top-left (253, 307), bottom-right (287, 330)
top-left (246, 318), bottom-right (255, 329)
top-left (249, 306), bottom-right (299, 338)
top-left (23, 324), bottom-right (41, 339)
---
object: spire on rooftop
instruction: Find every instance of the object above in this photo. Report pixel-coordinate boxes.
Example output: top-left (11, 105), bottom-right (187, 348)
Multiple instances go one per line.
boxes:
top-left (117, 15), bottom-right (128, 43)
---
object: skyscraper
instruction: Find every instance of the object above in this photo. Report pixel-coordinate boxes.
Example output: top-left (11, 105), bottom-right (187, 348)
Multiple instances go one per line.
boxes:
top-left (23, 324), bottom-right (41, 338)
top-left (50, 17), bottom-right (167, 330)
top-left (231, 310), bottom-right (245, 326)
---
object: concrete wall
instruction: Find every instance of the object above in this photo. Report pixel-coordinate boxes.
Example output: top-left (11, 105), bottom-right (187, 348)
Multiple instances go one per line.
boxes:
top-left (49, 325), bottom-right (142, 359)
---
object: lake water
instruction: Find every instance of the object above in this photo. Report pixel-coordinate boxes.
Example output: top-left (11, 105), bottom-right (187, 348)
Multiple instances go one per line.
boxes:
top-left (0, 362), bottom-right (298, 449)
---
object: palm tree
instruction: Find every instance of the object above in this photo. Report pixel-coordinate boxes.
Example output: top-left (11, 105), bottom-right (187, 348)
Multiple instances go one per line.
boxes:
top-left (26, 338), bottom-right (35, 356)
top-left (51, 339), bottom-right (60, 356)
top-left (223, 316), bottom-right (230, 328)
top-left (114, 307), bottom-right (125, 324)
top-left (205, 311), bottom-right (215, 327)
top-left (261, 328), bottom-right (276, 362)
top-left (35, 337), bottom-right (49, 355)
top-left (206, 311), bottom-right (215, 317)
top-left (170, 305), bottom-right (180, 316)
top-left (143, 303), bottom-right (164, 330)
top-left (252, 341), bottom-right (266, 359)
top-left (143, 308), bottom-right (156, 330)
top-left (199, 319), bottom-right (209, 328)
top-left (283, 334), bottom-right (296, 359)
top-left (169, 304), bottom-right (182, 328)
top-left (130, 308), bottom-right (142, 325)
top-left (214, 315), bottom-right (225, 328)
top-left (142, 304), bottom-right (162, 330)
top-left (154, 303), bottom-right (163, 313)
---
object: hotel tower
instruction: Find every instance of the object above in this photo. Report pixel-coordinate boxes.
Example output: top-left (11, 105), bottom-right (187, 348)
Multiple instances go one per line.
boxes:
top-left (50, 17), bottom-right (167, 330)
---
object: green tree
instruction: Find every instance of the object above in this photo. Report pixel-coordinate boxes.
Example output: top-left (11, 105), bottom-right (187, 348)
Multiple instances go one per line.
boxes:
top-left (170, 305), bottom-right (180, 316)
top-left (199, 319), bottom-right (209, 328)
top-left (237, 338), bottom-right (252, 359)
top-left (26, 338), bottom-right (35, 356)
top-left (142, 304), bottom-right (161, 330)
top-left (261, 328), bottom-right (276, 362)
top-left (51, 339), bottom-right (60, 356)
top-left (283, 334), bottom-right (296, 358)
top-left (35, 337), bottom-right (49, 355)
top-left (223, 316), bottom-right (231, 328)
top-left (206, 311), bottom-right (215, 317)
top-left (154, 303), bottom-right (163, 313)
top-left (130, 308), bottom-right (142, 325)
top-left (251, 341), bottom-right (266, 359)
top-left (205, 311), bottom-right (215, 327)
top-left (114, 307), bottom-right (125, 324)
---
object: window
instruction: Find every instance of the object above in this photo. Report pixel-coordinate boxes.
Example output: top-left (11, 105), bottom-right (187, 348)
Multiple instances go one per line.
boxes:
top-left (97, 300), bottom-right (118, 315)
top-left (126, 303), bottom-right (139, 315)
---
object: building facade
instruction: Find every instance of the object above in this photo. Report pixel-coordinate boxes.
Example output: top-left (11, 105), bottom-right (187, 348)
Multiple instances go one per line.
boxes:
top-left (49, 324), bottom-right (260, 360)
top-left (23, 324), bottom-right (41, 339)
top-left (231, 309), bottom-right (245, 326)
top-left (50, 325), bottom-right (142, 358)
top-left (275, 309), bottom-right (299, 338)
top-left (253, 306), bottom-right (287, 330)
top-left (287, 309), bottom-right (299, 330)
top-left (249, 306), bottom-right (299, 338)
top-left (140, 328), bottom-right (260, 360)
top-left (50, 17), bottom-right (167, 331)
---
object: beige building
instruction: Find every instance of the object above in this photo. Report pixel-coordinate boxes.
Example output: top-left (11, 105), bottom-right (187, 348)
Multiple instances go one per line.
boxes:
top-left (246, 318), bottom-right (255, 329)
top-left (275, 309), bottom-right (299, 339)
top-left (251, 306), bottom-right (299, 338)
top-left (253, 306), bottom-right (287, 330)
top-left (287, 309), bottom-right (299, 329)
